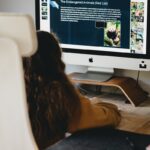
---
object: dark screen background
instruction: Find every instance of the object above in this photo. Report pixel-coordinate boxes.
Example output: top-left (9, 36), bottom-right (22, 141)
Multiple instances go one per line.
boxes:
top-left (50, 0), bottom-right (130, 49)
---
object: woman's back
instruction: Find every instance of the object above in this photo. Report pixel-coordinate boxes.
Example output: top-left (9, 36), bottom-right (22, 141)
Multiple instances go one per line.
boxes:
top-left (23, 31), bottom-right (81, 149)
top-left (23, 31), bottom-right (121, 149)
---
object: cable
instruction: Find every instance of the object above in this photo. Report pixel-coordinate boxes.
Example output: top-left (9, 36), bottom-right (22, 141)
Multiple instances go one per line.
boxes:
top-left (136, 70), bottom-right (140, 86)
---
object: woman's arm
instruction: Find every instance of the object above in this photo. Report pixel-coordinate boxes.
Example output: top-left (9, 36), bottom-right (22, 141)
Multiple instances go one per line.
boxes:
top-left (68, 95), bottom-right (121, 133)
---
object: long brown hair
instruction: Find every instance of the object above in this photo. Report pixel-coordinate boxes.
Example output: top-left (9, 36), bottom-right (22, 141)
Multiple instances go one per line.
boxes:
top-left (23, 31), bottom-right (81, 149)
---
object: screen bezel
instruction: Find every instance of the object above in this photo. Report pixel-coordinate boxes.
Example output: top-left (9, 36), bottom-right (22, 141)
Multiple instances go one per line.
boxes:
top-left (35, 0), bottom-right (150, 59)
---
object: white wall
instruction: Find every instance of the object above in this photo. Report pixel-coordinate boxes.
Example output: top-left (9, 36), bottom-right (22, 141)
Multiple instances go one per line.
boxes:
top-left (1, 0), bottom-right (150, 96)
top-left (0, 0), bottom-right (35, 19)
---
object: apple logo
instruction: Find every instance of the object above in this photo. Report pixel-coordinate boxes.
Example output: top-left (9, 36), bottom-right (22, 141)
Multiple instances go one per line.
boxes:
top-left (89, 57), bottom-right (93, 63)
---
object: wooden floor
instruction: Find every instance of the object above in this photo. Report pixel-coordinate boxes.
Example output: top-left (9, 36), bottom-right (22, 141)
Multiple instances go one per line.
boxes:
top-left (89, 93), bottom-right (150, 135)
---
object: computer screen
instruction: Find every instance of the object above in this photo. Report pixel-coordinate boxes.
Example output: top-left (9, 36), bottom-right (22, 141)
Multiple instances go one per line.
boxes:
top-left (36, 0), bottom-right (150, 72)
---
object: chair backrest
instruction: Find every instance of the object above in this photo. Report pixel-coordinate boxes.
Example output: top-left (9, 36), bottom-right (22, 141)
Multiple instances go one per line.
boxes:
top-left (0, 13), bottom-right (38, 150)
top-left (0, 13), bottom-right (37, 57)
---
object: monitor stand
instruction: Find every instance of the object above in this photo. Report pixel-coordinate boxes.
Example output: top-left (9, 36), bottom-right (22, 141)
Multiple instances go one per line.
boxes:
top-left (69, 68), bottom-right (148, 106)
top-left (71, 67), bottom-right (114, 82)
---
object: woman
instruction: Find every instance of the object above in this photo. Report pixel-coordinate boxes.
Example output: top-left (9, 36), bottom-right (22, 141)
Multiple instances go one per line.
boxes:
top-left (23, 31), bottom-right (121, 149)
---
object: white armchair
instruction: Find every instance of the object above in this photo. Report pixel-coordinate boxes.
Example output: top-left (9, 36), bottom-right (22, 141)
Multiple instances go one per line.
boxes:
top-left (0, 13), bottom-right (38, 150)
